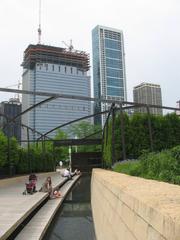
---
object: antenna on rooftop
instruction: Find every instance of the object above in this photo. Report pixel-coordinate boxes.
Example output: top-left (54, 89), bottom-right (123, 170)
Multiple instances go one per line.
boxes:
top-left (37, 0), bottom-right (42, 44)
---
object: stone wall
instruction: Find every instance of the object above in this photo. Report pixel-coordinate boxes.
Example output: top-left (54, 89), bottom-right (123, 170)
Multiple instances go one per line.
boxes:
top-left (91, 169), bottom-right (180, 240)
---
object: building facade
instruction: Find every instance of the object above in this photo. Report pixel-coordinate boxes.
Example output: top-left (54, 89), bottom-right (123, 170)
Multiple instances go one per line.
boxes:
top-left (92, 25), bottom-right (127, 125)
top-left (0, 98), bottom-right (21, 141)
top-left (22, 44), bottom-right (91, 140)
top-left (133, 83), bottom-right (163, 115)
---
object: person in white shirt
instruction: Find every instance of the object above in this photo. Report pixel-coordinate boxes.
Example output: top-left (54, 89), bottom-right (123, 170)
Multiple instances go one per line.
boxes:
top-left (63, 168), bottom-right (72, 179)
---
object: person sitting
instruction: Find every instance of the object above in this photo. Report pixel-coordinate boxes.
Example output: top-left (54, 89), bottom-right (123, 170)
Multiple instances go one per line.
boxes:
top-left (51, 190), bottom-right (62, 199)
top-left (74, 169), bottom-right (81, 175)
top-left (63, 168), bottom-right (73, 179)
top-left (39, 176), bottom-right (53, 197)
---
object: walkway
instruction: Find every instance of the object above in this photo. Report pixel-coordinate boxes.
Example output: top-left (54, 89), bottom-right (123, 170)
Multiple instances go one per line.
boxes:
top-left (0, 171), bottom-right (67, 240)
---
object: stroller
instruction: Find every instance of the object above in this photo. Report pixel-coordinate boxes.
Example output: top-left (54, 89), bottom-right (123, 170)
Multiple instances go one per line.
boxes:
top-left (23, 174), bottom-right (37, 195)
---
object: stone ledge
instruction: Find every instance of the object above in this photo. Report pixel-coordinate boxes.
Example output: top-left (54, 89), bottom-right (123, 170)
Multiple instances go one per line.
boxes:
top-left (91, 169), bottom-right (180, 240)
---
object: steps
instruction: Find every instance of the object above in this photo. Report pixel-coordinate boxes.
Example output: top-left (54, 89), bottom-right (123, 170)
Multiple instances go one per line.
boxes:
top-left (0, 173), bottom-right (68, 240)
top-left (14, 175), bottom-right (80, 240)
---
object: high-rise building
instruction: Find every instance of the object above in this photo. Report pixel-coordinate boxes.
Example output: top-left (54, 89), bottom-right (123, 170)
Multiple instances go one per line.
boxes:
top-left (92, 25), bottom-right (127, 125)
top-left (133, 82), bottom-right (163, 115)
top-left (0, 98), bottom-right (21, 141)
top-left (22, 44), bottom-right (91, 139)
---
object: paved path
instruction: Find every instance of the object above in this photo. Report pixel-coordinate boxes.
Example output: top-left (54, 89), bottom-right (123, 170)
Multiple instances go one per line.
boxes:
top-left (0, 171), bottom-right (65, 240)
top-left (15, 175), bottom-right (80, 240)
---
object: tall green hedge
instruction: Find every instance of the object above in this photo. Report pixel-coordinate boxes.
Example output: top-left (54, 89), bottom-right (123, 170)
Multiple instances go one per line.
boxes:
top-left (0, 130), bottom-right (68, 174)
top-left (103, 113), bottom-right (180, 167)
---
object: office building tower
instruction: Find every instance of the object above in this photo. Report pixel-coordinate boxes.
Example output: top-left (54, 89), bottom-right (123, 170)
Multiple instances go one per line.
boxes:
top-left (133, 82), bottom-right (163, 115)
top-left (22, 44), bottom-right (91, 139)
top-left (92, 25), bottom-right (127, 125)
top-left (0, 98), bottom-right (21, 141)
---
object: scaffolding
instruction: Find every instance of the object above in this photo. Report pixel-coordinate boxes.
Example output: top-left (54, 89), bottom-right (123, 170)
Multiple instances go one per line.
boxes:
top-left (22, 44), bottom-right (90, 71)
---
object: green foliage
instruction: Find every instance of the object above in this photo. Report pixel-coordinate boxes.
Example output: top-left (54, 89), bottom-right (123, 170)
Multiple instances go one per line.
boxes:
top-left (113, 161), bottom-right (141, 176)
top-left (114, 145), bottom-right (180, 185)
top-left (68, 121), bottom-right (102, 152)
top-left (0, 131), bottom-right (8, 167)
top-left (54, 129), bottom-right (69, 163)
top-left (103, 112), bottom-right (180, 167)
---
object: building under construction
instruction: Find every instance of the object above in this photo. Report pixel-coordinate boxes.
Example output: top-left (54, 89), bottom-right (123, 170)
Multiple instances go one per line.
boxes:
top-left (22, 44), bottom-right (90, 71)
top-left (21, 44), bottom-right (91, 140)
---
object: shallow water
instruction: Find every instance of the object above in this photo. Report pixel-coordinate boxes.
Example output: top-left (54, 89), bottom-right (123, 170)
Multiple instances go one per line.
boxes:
top-left (44, 175), bottom-right (96, 240)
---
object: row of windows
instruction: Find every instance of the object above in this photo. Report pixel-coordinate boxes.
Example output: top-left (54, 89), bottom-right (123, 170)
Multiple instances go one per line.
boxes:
top-left (36, 104), bottom-right (88, 111)
top-left (105, 49), bottom-right (122, 59)
top-left (106, 68), bottom-right (124, 78)
top-left (107, 77), bottom-right (124, 87)
top-left (104, 30), bottom-right (121, 41)
top-left (36, 63), bottom-right (85, 75)
top-left (105, 38), bottom-right (121, 51)
top-left (106, 58), bottom-right (123, 69)
top-left (107, 87), bottom-right (124, 97)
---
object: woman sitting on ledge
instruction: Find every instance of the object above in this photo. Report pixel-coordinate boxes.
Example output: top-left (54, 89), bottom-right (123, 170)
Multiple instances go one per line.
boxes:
top-left (39, 176), bottom-right (53, 196)
top-left (39, 176), bottom-right (62, 199)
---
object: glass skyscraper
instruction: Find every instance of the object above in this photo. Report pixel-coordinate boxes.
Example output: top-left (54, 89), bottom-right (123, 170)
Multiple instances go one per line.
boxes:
top-left (92, 25), bottom-right (127, 125)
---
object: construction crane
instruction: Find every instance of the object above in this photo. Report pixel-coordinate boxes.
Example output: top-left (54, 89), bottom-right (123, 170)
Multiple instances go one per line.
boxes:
top-left (5, 81), bottom-right (22, 101)
top-left (62, 39), bottom-right (74, 51)
top-left (38, 0), bottom-right (42, 44)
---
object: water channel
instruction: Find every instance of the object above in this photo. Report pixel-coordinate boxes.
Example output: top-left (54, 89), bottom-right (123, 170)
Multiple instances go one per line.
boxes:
top-left (44, 175), bottom-right (96, 240)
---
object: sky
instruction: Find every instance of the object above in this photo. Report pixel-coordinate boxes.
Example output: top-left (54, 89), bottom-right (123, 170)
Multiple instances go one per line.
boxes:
top-left (0, 0), bottom-right (179, 108)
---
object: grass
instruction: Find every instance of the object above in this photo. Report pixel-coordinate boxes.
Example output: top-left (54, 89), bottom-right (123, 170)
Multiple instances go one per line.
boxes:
top-left (113, 145), bottom-right (180, 185)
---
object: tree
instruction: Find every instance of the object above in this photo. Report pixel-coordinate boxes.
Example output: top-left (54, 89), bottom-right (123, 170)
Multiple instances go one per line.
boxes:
top-left (0, 131), bottom-right (8, 167)
top-left (54, 129), bottom-right (69, 164)
top-left (68, 121), bottom-right (102, 152)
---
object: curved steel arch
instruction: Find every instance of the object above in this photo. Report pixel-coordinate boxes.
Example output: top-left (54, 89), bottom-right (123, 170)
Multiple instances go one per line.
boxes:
top-left (0, 112), bottom-right (51, 140)
top-left (38, 109), bottom-right (110, 140)
top-left (3, 96), bottom-right (56, 130)
top-left (0, 87), bottom-right (179, 111)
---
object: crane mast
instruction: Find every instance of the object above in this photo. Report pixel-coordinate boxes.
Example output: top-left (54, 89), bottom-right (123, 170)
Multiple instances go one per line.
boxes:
top-left (38, 0), bottom-right (42, 44)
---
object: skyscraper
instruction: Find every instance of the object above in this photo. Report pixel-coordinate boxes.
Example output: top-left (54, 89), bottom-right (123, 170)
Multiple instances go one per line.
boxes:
top-left (21, 44), bottom-right (91, 139)
top-left (92, 25), bottom-right (127, 125)
top-left (0, 98), bottom-right (21, 141)
top-left (133, 82), bottom-right (163, 115)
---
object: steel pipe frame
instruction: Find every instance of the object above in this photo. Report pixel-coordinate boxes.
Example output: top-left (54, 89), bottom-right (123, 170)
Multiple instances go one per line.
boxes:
top-left (101, 103), bottom-right (115, 168)
top-left (37, 109), bottom-right (110, 140)
top-left (3, 96), bottom-right (57, 130)
top-left (0, 87), bottom-right (179, 112)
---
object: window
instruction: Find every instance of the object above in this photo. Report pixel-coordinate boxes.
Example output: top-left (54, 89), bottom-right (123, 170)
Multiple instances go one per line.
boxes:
top-left (52, 65), bottom-right (54, 71)
top-left (107, 77), bottom-right (124, 87)
top-left (107, 87), bottom-right (124, 97)
top-left (106, 68), bottom-right (123, 78)
top-left (59, 66), bottom-right (61, 72)
top-left (106, 58), bottom-right (122, 69)
top-left (45, 64), bottom-right (48, 71)
top-left (105, 49), bottom-right (121, 59)
top-left (71, 67), bottom-right (73, 74)
top-left (65, 66), bottom-right (67, 73)
top-left (105, 39), bottom-right (121, 51)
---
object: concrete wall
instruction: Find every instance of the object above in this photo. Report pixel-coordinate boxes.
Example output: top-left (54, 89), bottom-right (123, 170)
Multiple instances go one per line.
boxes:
top-left (91, 169), bottom-right (180, 240)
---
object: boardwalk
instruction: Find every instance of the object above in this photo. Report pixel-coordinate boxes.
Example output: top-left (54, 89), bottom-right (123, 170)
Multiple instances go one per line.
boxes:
top-left (0, 172), bottom-right (73, 240)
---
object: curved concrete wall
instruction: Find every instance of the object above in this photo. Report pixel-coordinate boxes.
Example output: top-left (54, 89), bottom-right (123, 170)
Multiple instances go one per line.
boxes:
top-left (91, 169), bottom-right (180, 240)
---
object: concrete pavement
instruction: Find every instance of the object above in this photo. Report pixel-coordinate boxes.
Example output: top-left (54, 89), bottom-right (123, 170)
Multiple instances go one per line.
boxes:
top-left (0, 171), bottom-right (65, 240)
